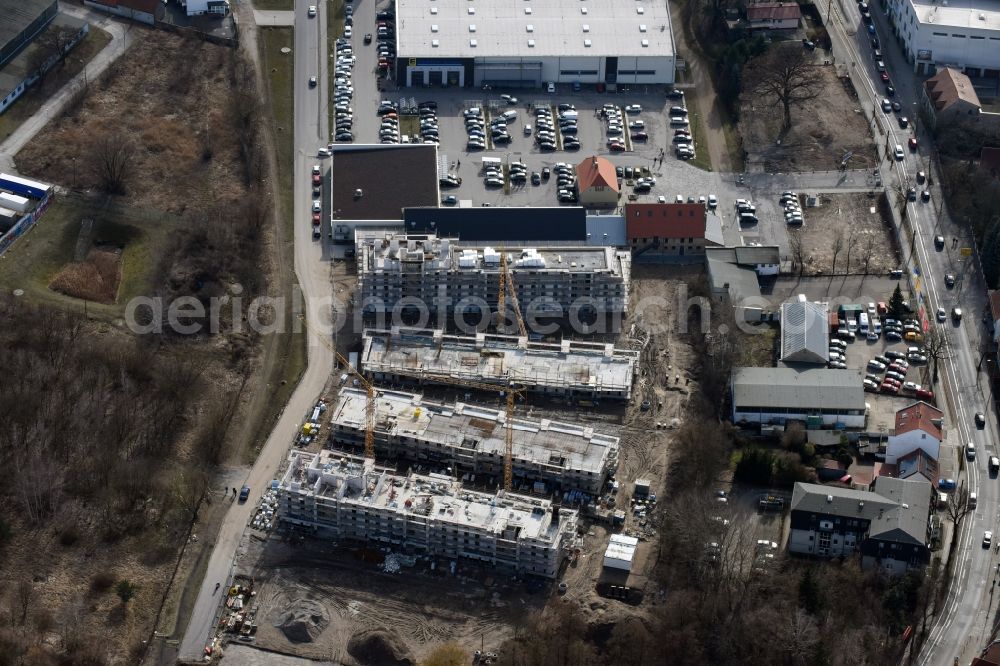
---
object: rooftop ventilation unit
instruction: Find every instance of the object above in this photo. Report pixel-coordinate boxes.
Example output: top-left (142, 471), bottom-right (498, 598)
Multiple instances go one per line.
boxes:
top-left (583, 24), bottom-right (590, 31)
top-left (639, 24), bottom-right (647, 31)
top-left (526, 24), bottom-right (534, 31)
top-left (432, 39), bottom-right (439, 46)
top-left (468, 6), bottom-right (475, 13)
top-left (525, 6), bottom-right (532, 12)
top-left (584, 38), bottom-right (592, 46)
top-left (641, 38), bottom-right (649, 47)
top-left (527, 38), bottom-right (535, 46)
top-left (430, 6), bottom-right (438, 12)
top-left (469, 24), bottom-right (476, 31)
top-left (581, 6), bottom-right (588, 13)
top-left (470, 38), bottom-right (477, 46)
top-left (431, 24), bottom-right (438, 31)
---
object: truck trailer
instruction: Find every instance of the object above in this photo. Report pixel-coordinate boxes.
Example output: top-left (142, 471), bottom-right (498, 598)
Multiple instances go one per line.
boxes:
top-left (0, 173), bottom-right (52, 200)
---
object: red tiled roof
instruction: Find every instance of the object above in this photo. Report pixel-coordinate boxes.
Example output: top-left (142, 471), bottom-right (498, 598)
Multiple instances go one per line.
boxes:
top-left (925, 68), bottom-right (981, 112)
top-left (747, 2), bottom-right (803, 20)
top-left (894, 401), bottom-right (943, 440)
top-left (576, 156), bottom-right (619, 193)
top-left (624, 203), bottom-right (706, 240)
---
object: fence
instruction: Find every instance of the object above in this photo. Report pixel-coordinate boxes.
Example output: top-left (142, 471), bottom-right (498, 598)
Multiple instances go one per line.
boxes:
top-left (0, 192), bottom-right (53, 257)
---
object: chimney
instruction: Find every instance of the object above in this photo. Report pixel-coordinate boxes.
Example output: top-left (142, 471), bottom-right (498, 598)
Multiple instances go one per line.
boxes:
top-left (826, 495), bottom-right (833, 503)
top-left (858, 500), bottom-right (864, 511)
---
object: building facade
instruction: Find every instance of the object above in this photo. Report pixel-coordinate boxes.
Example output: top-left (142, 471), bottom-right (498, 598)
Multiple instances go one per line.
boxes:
top-left (357, 233), bottom-right (631, 323)
top-left (576, 156), bottom-right (620, 208)
top-left (883, 0), bottom-right (1000, 76)
top-left (625, 202), bottom-right (708, 257)
top-left (328, 387), bottom-right (620, 495)
top-left (393, 0), bottom-right (676, 88)
top-left (278, 452), bottom-right (579, 578)
top-left (885, 401), bottom-right (943, 465)
top-left (731, 367), bottom-right (866, 428)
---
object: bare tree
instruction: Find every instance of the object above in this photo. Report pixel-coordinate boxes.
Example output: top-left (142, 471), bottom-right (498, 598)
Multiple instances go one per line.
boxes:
top-left (15, 580), bottom-right (32, 626)
top-left (744, 44), bottom-right (824, 131)
top-left (860, 232), bottom-right (877, 275)
top-left (789, 230), bottom-right (806, 276)
top-left (781, 609), bottom-right (821, 665)
top-left (844, 227), bottom-right (859, 274)
top-left (830, 229), bottom-right (845, 274)
top-left (923, 327), bottom-right (951, 384)
top-left (90, 130), bottom-right (136, 195)
top-left (27, 26), bottom-right (79, 84)
top-left (946, 485), bottom-right (972, 532)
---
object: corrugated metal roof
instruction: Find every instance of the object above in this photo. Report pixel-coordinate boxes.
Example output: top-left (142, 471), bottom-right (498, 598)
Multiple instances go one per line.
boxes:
top-left (0, 0), bottom-right (55, 60)
top-left (780, 300), bottom-right (829, 364)
top-left (731, 367), bottom-right (865, 410)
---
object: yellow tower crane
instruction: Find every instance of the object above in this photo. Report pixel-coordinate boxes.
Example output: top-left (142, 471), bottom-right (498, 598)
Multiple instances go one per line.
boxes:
top-left (498, 250), bottom-right (527, 338)
top-left (390, 367), bottom-right (522, 492)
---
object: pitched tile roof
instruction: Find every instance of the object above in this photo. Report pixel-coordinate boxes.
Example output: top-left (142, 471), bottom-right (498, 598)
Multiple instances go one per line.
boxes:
top-left (576, 156), bottom-right (619, 193)
top-left (925, 68), bottom-right (981, 112)
top-left (894, 401), bottom-right (943, 440)
top-left (624, 203), bottom-right (706, 239)
top-left (747, 2), bottom-right (802, 20)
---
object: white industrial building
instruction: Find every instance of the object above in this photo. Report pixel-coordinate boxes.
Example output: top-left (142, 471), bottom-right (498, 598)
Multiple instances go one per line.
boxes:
top-left (328, 387), bottom-right (619, 495)
top-left (603, 534), bottom-right (638, 571)
top-left (278, 451), bottom-right (579, 578)
top-left (361, 327), bottom-right (638, 401)
top-left (731, 367), bottom-right (867, 428)
top-left (883, 0), bottom-right (1000, 76)
top-left (393, 0), bottom-right (676, 88)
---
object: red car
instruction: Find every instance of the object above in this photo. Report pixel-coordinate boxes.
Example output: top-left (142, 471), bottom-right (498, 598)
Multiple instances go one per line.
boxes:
top-left (915, 388), bottom-right (935, 400)
top-left (608, 142), bottom-right (626, 152)
top-left (312, 174), bottom-right (321, 185)
top-left (880, 71), bottom-right (890, 82)
top-left (631, 132), bottom-right (648, 141)
top-left (880, 382), bottom-right (899, 394)
top-left (908, 137), bottom-right (918, 151)
top-left (312, 213), bottom-right (321, 225)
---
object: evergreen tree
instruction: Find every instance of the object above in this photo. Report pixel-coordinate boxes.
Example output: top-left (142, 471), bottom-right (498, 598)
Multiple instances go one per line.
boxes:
top-left (888, 284), bottom-right (906, 319)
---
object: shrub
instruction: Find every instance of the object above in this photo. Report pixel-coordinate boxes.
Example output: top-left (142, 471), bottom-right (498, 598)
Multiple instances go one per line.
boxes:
top-left (90, 572), bottom-right (116, 594)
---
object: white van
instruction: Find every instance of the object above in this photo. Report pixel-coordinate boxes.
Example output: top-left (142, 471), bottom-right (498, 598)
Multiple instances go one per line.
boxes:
top-left (503, 110), bottom-right (518, 122)
top-left (858, 312), bottom-right (869, 334)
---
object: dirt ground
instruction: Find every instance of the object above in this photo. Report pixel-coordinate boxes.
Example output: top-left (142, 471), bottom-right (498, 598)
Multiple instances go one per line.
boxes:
top-left (790, 192), bottom-right (900, 276)
top-left (15, 31), bottom-right (249, 216)
top-left (741, 65), bottom-right (876, 173)
top-left (233, 266), bottom-right (700, 661)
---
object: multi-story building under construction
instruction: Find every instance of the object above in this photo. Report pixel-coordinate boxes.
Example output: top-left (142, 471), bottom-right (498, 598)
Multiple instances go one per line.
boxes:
top-left (360, 327), bottom-right (638, 402)
top-left (327, 387), bottom-right (619, 496)
top-left (277, 451), bottom-right (579, 578)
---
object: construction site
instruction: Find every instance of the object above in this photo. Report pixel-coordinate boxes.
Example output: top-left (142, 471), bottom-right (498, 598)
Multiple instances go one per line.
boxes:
top-left (361, 327), bottom-right (639, 401)
top-left (223, 257), bottom-right (699, 663)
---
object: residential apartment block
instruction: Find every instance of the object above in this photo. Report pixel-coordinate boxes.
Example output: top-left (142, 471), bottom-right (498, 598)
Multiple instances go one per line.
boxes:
top-left (789, 477), bottom-right (932, 576)
top-left (361, 327), bottom-right (638, 401)
top-left (357, 233), bottom-right (631, 323)
top-left (328, 387), bottom-right (619, 495)
top-left (278, 451), bottom-right (579, 578)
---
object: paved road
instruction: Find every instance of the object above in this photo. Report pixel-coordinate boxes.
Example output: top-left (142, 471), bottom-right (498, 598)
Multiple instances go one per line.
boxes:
top-left (0, 6), bottom-right (136, 174)
top-left (177, 2), bottom-right (335, 660)
top-left (821, 2), bottom-right (1000, 664)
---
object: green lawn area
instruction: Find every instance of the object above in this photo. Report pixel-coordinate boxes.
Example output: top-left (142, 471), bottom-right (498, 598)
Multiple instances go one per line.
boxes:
top-left (0, 27), bottom-right (112, 145)
top-left (252, 0), bottom-right (293, 11)
top-left (683, 94), bottom-right (713, 172)
top-left (0, 195), bottom-right (178, 317)
top-left (255, 26), bottom-right (307, 462)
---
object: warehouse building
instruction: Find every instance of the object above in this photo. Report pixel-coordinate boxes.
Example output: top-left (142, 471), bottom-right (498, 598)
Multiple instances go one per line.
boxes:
top-left (357, 232), bottom-right (631, 324)
top-left (361, 327), bottom-right (638, 401)
top-left (328, 387), bottom-right (620, 495)
top-left (278, 451), bottom-right (579, 578)
top-left (883, 0), bottom-right (1000, 76)
top-left (780, 298), bottom-right (829, 365)
top-left (393, 0), bottom-right (676, 88)
top-left (731, 367), bottom-right (866, 428)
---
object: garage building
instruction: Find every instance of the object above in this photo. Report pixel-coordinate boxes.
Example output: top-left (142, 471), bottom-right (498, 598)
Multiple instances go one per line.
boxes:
top-left (394, 0), bottom-right (676, 88)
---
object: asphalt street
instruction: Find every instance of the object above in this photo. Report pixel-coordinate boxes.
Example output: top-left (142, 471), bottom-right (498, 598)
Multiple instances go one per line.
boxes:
top-left (177, 1), bottom-right (336, 659)
top-left (822, 2), bottom-right (1000, 663)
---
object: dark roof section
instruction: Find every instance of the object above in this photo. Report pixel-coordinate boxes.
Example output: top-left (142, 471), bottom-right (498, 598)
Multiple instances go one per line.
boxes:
top-left (0, 0), bottom-right (56, 59)
top-left (331, 145), bottom-right (439, 221)
top-left (403, 206), bottom-right (588, 242)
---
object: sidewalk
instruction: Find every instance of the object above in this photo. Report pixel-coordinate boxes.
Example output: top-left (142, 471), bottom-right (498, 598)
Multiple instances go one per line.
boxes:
top-left (0, 7), bottom-right (137, 173)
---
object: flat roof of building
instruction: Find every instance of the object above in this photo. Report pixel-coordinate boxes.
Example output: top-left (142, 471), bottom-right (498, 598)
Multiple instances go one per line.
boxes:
top-left (910, 0), bottom-right (1000, 30)
top-left (360, 233), bottom-right (624, 275)
top-left (361, 328), bottom-right (637, 394)
top-left (331, 145), bottom-right (440, 221)
top-left (330, 387), bottom-right (619, 476)
top-left (281, 450), bottom-right (575, 541)
top-left (403, 206), bottom-right (587, 242)
top-left (732, 367), bottom-right (865, 410)
top-left (396, 0), bottom-right (675, 59)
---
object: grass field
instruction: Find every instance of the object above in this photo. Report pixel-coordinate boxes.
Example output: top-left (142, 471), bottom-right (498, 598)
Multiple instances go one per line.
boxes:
top-left (0, 28), bottom-right (113, 145)
top-left (255, 26), bottom-right (307, 462)
top-left (0, 195), bottom-right (178, 317)
top-left (683, 95), bottom-right (713, 172)
top-left (252, 0), bottom-right (293, 10)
